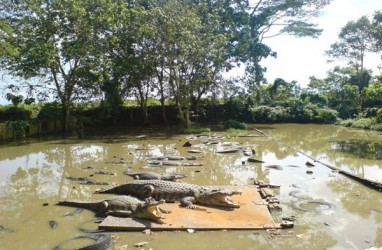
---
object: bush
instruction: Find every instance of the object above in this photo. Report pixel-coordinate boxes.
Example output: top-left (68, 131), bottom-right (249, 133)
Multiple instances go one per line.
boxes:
top-left (249, 105), bottom-right (288, 122)
top-left (180, 125), bottom-right (211, 134)
top-left (338, 118), bottom-right (376, 129)
top-left (222, 98), bottom-right (251, 122)
top-left (225, 119), bottom-right (247, 129)
top-left (0, 106), bottom-right (32, 121)
top-left (361, 107), bottom-right (380, 118)
top-left (376, 108), bottom-right (382, 123)
top-left (6, 120), bottom-right (29, 139)
top-left (315, 108), bottom-right (339, 123)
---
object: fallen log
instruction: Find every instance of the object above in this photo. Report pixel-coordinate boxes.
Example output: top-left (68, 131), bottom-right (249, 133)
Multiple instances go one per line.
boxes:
top-left (291, 147), bottom-right (382, 192)
top-left (247, 125), bottom-right (382, 192)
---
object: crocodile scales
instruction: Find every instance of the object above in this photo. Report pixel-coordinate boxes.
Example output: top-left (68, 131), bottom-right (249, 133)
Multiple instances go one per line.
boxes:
top-left (96, 180), bottom-right (241, 209)
top-left (57, 195), bottom-right (165, 220)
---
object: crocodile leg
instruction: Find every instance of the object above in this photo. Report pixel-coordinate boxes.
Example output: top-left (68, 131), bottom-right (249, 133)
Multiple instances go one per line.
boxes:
top-left (142, 184), bottom-right (155, 200)
top-left (180, 197), bottom-right (197, 209)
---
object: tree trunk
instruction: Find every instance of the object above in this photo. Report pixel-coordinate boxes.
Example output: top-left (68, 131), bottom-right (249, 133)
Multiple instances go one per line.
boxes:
top-left (160, 98), bottom-right (168, 125)
top-left (142, 106), bottom-right (149, 125)
top-left (184, 109), bottom-right (191, 128)
top-left (62, 103), bottom-right (71, 134)
top-left (176, 104), bottom-right (191, 128)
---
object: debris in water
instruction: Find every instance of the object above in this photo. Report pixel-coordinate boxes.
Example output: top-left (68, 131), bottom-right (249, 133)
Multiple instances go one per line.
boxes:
top-left (305, 161), bottom-right (315, 167)
top-left (49, 220), bottom-right (58, 229)
top-left (134, 241), bottom-right (149, 247)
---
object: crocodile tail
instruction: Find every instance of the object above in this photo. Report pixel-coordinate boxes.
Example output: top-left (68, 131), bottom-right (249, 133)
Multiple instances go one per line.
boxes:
top-left (123, 172), bottom-right (138, 178)
top-left (95, 185), bottom-right (127, 195)
top-left (56, 200), bottom-right (103, 212)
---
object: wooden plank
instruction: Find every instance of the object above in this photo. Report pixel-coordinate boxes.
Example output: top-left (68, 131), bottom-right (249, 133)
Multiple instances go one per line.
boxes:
top-left (99, 187), bottom-right (280, 231)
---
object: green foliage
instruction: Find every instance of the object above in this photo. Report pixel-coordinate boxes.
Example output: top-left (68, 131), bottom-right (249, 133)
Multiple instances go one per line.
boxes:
top-left (0, 0), bottom-right (333, 129)
top-left (0, 106), bottom-right (31, 121)
top-left (180, 125), bottom-right (211, 134)
top-left (37, 103), bottom-right (63, 120)
top-left (223, 98), bottom-right (249, 121)
top-left (0, 20), bottom-right (18, 56)
top-left (5, 120), bottom-right (29, 140)
top-left (249, 105), bottom-right (288, 122)
top-left (363, 83), bottom-right (382, 108)
top-left (376, 108), bottom-right (382, 123)
top-left (300, 91), bottom-right (328, 107)
top-left (326, 16), bottom-right (373, 72)
top-left (225, 119), bottom-right (247, 130)
top-left (315, 108), bottom-right (339, 123)
top-left (247, 100), bottom-right (339, 124)
top-left (338, 118), bottom-right (378, 130)
top-left (5, 93), bottom-right (24, 107)
top-left (371, 11), bottom-right (382, 56)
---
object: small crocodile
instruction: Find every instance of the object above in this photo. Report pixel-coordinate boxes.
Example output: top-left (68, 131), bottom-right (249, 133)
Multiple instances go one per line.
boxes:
top-left (56, 195), bottom-right (165, 221)
top-left (123, 171), bottom-right (186, 181)
top-left (66, 176), bottom-right (109, 185)
top-left (147, 161), bottom-right (203, 167)
top-left (96, 180), bottom-right (241, 209)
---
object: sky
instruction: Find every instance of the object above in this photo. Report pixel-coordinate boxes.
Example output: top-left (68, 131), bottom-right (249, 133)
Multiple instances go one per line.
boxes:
top-left (1, 0), bottom-right (382, 105)
top-left (261, 0), bottom-right (382, 87)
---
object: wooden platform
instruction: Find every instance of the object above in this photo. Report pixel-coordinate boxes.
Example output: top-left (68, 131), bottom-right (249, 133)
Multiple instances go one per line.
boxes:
top-left (99, 186), bottom-right (280, 231)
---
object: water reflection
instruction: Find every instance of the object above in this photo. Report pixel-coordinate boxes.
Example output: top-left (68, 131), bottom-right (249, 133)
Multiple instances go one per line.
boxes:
top-left (330, 139), bottom-right (382, 160)
top-left (0, 124), bottom-right (381, 249)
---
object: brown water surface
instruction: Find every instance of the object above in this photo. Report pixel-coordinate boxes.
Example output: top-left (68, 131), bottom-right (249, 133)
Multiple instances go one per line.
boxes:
top-left (0, 124), bottom-right (381, 250)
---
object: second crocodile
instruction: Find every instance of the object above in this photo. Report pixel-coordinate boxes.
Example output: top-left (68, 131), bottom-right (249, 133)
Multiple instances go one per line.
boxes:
top-left (56, 195), bottom-right (165, 221)
top-left (123, 171), bottom-right (186, 181)
top-left (96, 180), bottom-right (241, 209)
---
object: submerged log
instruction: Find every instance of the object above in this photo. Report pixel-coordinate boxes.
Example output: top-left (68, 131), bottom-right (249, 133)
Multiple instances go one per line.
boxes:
top-left (332, 167), bottom-right (382, 192)
top-left (247, 125), bottom-right (382, 192)
top-left (292, 147), bottom-right (382, 192)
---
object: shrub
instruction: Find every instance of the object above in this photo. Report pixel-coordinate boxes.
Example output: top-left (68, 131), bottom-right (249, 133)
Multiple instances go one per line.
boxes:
top-left (376, 108), bottom-right (382, 123)
top-left (180, 125), bottom-right (211, 134)
top-left (338, 118), bottom-right (375, 129)
top-left (225, 119), bottom-right (247, 129)
top-left (315, 108), bottom-right (339, 123)
top-left (249, 105), bottom-right (288, 122)
top-left (6, 120), bottom-right (29, 140)
top-left (0, 106), bottom-right (32, 121)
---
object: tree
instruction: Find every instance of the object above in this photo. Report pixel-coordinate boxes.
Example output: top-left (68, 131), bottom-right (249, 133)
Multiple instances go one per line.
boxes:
top-left (0, 0), bottom-right (107, 131)
top-left (0, 0), bottom-right (333, 129)
top-left (326, 16), bottom-right (373, 90)
top-left (0, 20), bottom-right (17, 57)
top-left (267, 78), bottom-right (300, 104)
top-left (363, 82), bottom-right (382, 109)
top-left (315, 67), bottom-right (362, 118)
top-left (229, 0), bottom-right (332, 102)
top-left (371, 11), bottom-right (382, 56)
top-left (143, 0), bottom-right (230, 127)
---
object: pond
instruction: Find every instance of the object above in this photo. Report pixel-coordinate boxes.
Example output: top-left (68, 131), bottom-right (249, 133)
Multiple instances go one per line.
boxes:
top-left (0, 124), bottom-right (381, 250)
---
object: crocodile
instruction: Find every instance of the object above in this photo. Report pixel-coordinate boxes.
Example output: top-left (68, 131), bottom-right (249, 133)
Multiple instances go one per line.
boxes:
top-left (147, 160), bottom-right (203, 167)
top-left (96, 180), bottom-right (241, 209)
top-left (56, 195), bottom-right (165, 221)
top-left (66, 176), bottom-right (109, 185)
top-left (123, 171), bottom-right (186, 181)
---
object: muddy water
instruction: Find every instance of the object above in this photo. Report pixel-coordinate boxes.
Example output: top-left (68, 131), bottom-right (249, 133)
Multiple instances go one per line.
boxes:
top-left (0, 124), bottom-right (381, 250)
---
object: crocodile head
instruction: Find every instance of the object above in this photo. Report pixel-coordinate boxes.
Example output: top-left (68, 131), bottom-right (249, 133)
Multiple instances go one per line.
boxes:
top-left (135, 199), bottom-right (166, 221)
top-left (196, 188), bottom-right (241, 208)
